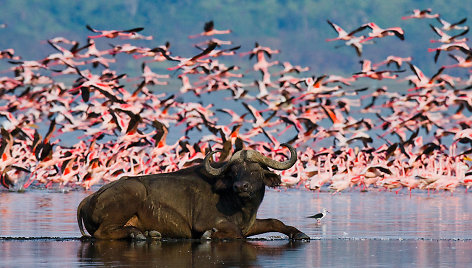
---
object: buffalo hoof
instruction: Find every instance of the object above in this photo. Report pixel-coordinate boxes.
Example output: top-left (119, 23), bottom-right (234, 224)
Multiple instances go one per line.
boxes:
top-left (148, 230), bottom-right (162, 239)
top-left (201, 228), bottom-right (218, 240)
top-left (130, 232), bottom-right (147, 241)
top-left (292, 232), bottom-right (310, 240)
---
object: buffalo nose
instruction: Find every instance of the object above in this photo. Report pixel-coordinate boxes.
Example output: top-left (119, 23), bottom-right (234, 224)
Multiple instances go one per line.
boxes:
top-left (234, 181), bottom-right (249, 192)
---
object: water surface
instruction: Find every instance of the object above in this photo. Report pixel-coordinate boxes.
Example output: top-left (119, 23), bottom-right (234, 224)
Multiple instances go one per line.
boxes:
top-left (1, 189), bottom-right (471, 267)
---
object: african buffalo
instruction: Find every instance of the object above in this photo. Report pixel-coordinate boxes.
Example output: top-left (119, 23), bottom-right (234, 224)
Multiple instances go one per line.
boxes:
top-left (77, 144), bottom-right (309, 240)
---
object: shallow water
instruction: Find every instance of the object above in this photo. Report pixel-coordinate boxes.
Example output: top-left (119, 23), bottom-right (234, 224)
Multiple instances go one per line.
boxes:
top-left (1, 189), bottom-right (471, 267)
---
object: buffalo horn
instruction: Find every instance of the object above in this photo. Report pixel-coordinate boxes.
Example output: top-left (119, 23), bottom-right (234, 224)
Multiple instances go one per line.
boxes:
top-left (244, 143), bottom-right (297, 170)
top-left (204, 150), bottom-right (231, 177)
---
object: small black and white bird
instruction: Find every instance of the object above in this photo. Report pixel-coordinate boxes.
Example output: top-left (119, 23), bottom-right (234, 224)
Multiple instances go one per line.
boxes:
top-left (307, 208), bottom-right (329, 223)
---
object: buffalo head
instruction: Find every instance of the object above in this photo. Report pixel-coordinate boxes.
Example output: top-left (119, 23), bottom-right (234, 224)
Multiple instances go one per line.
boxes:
top-left (203, 144), bottom-right (297, 198)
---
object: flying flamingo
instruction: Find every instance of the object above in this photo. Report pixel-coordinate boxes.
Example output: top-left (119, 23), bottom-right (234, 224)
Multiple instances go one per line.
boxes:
top-left (373, 56), bottom-right (412, 69)
top-left (42, 40), bottom-right (91, 66)
top-left (406, 63), bottom-right (445, 91)
top-left (252, 50), bottom-right (279, 84)
top-left (277, 61), bottom-right (310, 75)
top-left (239, 42), bottom-right (280, 58)
top-left (428, 42), bottom-right (470, 62)
top-left (436, 17), bottom-right (468, 31)
top-left (139, 63), bottom-right (170, 85)
top-left (292, 76), bottom-right (341, 103)
top-left (159, 42), bottom-right (218, 71)
top-left (353, 60), bottom-right (404, 80)
top-left (356, 22), bottom-right (405, 42)
top-left (188, 20), bottom-right (231, 39)
top-left (46, 36), bottom-right (78, 45)
top-left (443, 54), bottom-right (472, 69)
top-left (0, 49), bottom-right (20, 60)
top-left (325, 74), bottom-right (357, 86)
top-left (342, 35), bottom-right (369, 57)
top-left (85, 25), bottom-right (145, 39)
top-left (325, 20), bottom-right (365, 42)
top-left (402, 8), bottom-right (439, 20)
top-left (133, 42), bottom-right (172, 62)
top-left (429, 24), bottom-right (469, 43)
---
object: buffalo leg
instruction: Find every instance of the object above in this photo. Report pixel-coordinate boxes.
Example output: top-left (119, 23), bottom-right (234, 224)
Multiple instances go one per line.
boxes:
top-left (203, 221), bottom-right (244, 239)
top-left (94, 223), bottom-right (145, 240)
top-left (245, 218), bottom-right (310, 240)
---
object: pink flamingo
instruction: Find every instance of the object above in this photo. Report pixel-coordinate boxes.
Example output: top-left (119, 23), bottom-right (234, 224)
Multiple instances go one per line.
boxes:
top-left (402, 8), bottom-right (439, 20)
top-left (429, 24), bottom-right (469, 43)
top-left (406, 63), bottom-right (445, 91)
top-left (85, 25), bottom-right (144, 39)
top-left (353, 59), bottom-right (403, 80)
top-left (436, 17), bottom-right (468, 31)
top-left (139, 63), bottom-right (170, 85)
top-left (325, 20), bottom-right (365, 42)
top-left (357, 22), bottom-right (405, 42)
top-left (0, 49), bottom-right (20, 60)
top-left (164, 42), bottom-right (217, 71)
top-left (373, 56), bottom-right (412, 69)
top-left (277, 61), bottom-right (310, 75)
top-left (428, 42), bottom-right (470, 62)
top-left (443, 54), bottom-right (472, 69)
top-left (342, 35), bottom-right (368, 57)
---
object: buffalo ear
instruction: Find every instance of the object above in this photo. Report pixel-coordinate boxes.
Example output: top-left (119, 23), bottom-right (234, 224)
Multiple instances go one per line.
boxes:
top-left (263, 171), bottom-right (281, 188)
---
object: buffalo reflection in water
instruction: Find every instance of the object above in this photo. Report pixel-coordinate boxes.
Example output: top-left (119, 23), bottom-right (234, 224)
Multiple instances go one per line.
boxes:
top-left (78, 239), bottom-right (306, 267)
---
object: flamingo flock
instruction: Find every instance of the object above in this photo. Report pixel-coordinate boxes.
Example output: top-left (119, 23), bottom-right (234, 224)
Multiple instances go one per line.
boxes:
top-left (1, 12), bottom-right (472, 194)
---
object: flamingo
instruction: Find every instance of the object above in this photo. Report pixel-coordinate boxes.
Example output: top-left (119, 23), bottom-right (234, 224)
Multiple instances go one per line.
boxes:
top-left (436, 17), bottom-right (468, 31)
top-left (329, 174), bottom-right (352, 193)
top-left (110, 43), bottom-right (147, 55)
top-left (325, 20), bottom-right (365, 42)
top-left (0, 49), bottom-right (20, 60)
top-left (277, 61), bottom-right (310, 75)
top-left (307, 156), bottom-right (333, 190)
top-left (427, 42), bottom-right (470, 62)
top-left (443, 54), bottom-right (472, 69)
top-left (240, 42), bottom-right (280, 58)
top-left (42, 40), bottom-right (90, 66)
top-left (343, 35), bottom-right (369, 57)
top-left (373, 56), bottom-right (412, 69)
top-left (188, 20), bottom-right (231, 39)
top-left (46, 36), bottom-right (78, 45)
top-left (429, 24), bottom-right (469, 44)
top-left (248, 44), bottom-right (279, 84)
top-left (356, 22), bottom-right (405, 42)
top-left (353, 60), bottom-right (404, 80)
top-left (294, 75), bottom-right (341, 100)
top-left (325, 74), bottom-right (357, 86)
top-left (133, 42), bottom-right (172, 62)
top-left (139, 63), bottom-right (170, 85)
top-left (402, 8), bottom-right (439, 20)
top-left (85, 25), bottom-right (145, 39)
top-left (0, 129), bottom-right (16, 176)
top-left (161, 42), bottom-right (218, 71)
top-left (406, 63), bottom-right (445, 91)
